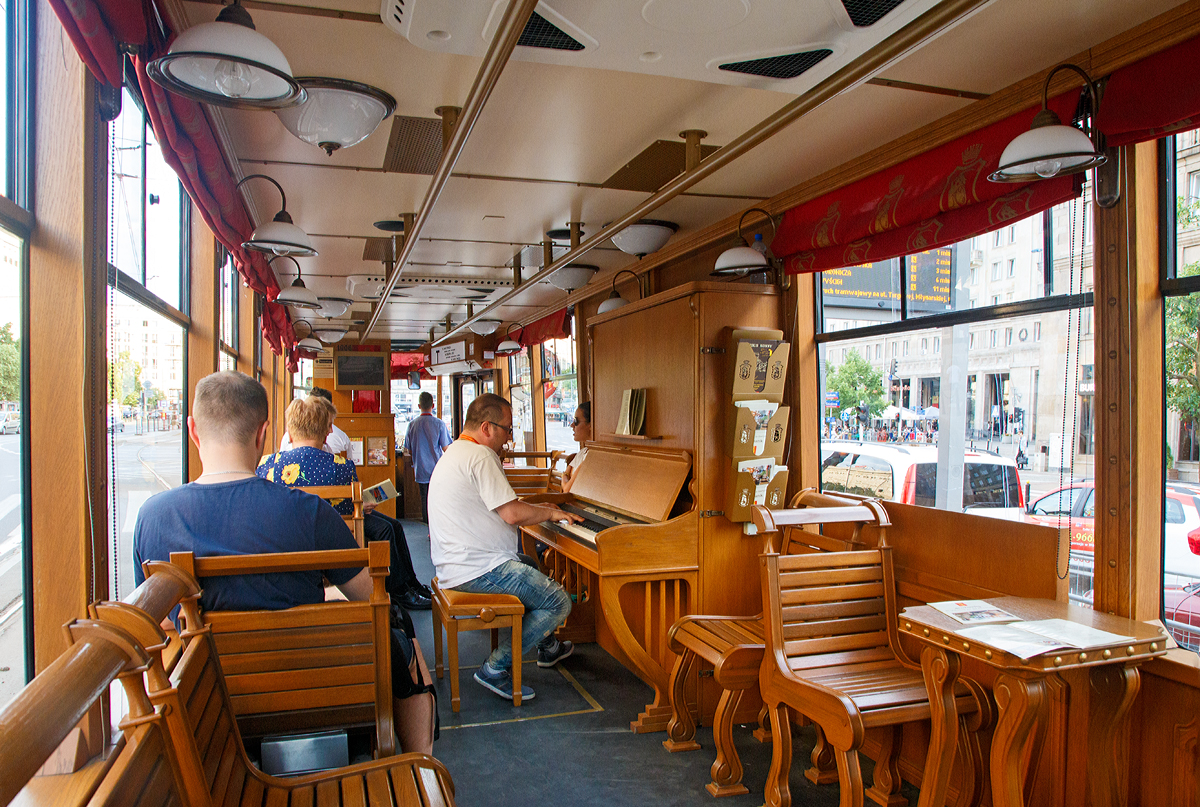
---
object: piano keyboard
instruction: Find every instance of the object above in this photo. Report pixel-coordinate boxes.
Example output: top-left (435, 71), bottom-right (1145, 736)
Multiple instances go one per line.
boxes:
top-left (550, 521), bottom-right (600, 545)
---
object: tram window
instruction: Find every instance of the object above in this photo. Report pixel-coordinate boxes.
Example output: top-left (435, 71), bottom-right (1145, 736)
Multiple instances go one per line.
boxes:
top-left (542, 335), bottom-right (577, 455)
top-left (508, 349), bottom-right (533, 459)
top-left (106, 289), bottom-right (186, 601)
top-left (292, 358), bottom-right (313, 396)
top-left (219, 254), bottom-right (238, 355)
top-left (0, 228), bottom-right (26, 703)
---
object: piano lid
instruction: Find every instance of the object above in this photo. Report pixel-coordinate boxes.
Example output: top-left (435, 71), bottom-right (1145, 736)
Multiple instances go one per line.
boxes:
top-left (569, 444), bottom-right (692, 523)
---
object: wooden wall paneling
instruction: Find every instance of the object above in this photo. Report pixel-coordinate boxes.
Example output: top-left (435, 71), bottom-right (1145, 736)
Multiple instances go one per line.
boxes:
top-left (185, 228), bottom-right (218, 481)
top-left (530, 344), bottom-right (545, 455)
top-left (1131, 663), bottom-right (1200, 806)
top-left (791, 274), bottom-right (820, 493)
top-left (28, 8), bottom-right (108, 678)
top-left (1093, 143), bottom-right (1163, 621)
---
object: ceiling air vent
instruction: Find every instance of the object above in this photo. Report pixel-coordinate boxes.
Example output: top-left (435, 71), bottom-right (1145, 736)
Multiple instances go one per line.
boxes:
top-left (718, 49), bottom-right (832, 80)
top-left (518, 11), bottom-right (584, 51)
top-left (382, 116), bottom-right (442, 174)
top-left (378, 0), bottom-right (410, 38)
top-left (840, 0), bottom-right (905, 27)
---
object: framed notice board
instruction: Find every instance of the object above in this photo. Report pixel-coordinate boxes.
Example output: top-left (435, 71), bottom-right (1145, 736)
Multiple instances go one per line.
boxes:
top-left (333, 349), bottom-right (389, 391)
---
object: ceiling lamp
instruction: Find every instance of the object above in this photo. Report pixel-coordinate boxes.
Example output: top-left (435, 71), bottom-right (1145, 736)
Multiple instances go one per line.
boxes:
top-left (469, 319), bottom-right (502, 336)
top-left (145, 0), bottom-right (304, 110)
top-left (313, 325), bottom-right (349, 343)
top-left (237, 174), bottom-right (317, 257)
top-left (316, 296), bottom-right (353, 318)
top-left (271, 256), bottom-right (320, 309)
top-left (713, 208), bottom-right (775, 278)
top-left (597, 269), bottom-right (642, 315)
top-left (293, 321), bottom-right (323, 351)
top-left (610, 219), bottom-right (678, 257)
top-left (990, 63), bottom-right (1106, 182)
top-left (548, 264), bottom-right (598, 291)
top-left (275, 78), bottom-right (396, 156)
top-left (495, 324), bottom-right (524, 356)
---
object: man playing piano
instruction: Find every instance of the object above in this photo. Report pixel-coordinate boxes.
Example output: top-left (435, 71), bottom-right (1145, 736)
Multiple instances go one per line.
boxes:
top-left (427, 393), bottom-right (584, 703)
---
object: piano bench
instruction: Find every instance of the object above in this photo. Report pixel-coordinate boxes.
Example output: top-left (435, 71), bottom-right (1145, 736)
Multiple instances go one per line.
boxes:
top-left (663, 615), bottom-right (768, 797)
top-left (430, 578), bottom-right (525, 712)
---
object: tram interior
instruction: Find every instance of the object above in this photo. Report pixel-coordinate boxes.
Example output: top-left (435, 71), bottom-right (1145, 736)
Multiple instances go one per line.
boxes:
top-left (4, 0), bottom-right (1200, 804)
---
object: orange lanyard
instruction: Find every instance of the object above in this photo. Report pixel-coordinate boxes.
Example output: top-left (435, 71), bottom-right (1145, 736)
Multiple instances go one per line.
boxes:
top-left (459, 435), bottom-right (480, 445)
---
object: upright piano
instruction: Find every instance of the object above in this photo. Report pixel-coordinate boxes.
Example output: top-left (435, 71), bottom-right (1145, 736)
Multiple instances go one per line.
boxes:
top-left (521, 443), bottom-right (698, 732)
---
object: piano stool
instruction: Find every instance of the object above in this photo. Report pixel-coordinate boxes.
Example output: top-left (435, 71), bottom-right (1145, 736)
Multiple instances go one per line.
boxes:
top-left (430, 578), bottom-right (525, 711)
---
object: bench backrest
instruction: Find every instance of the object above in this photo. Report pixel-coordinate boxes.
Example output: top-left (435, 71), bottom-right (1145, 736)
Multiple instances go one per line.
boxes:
top-left (500, 450), bottom-right (562, 496)
top-left (85, 717), bottom-right (188, 807)
top-left (168, 543), bottom-right (395, 755)
top-left (765, 547), bottom-right (900, 674)
top-left (299, 483), bottom-right (364, 546)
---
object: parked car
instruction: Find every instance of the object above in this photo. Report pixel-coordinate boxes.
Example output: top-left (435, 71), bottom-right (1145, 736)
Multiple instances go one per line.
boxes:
top-left (819, 441), bottom-right (1024, 518)
top-left (1164, 582), bottom-right (1200, 652)
top-left (0, 415), bottom-right (19, 435)
top-left (107, 417), bottom-right (125, 433)
top-left (1025, 481), bottom-right (1200, 580)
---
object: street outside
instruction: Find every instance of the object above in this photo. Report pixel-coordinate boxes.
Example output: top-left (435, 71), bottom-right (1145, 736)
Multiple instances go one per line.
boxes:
top-left (0, 427), bottom-right (183, 707)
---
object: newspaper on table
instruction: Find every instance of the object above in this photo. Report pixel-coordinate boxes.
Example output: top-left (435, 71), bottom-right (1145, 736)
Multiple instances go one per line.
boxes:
top-left (930, 600), bottom-right (1020, 625)
top-left (953, 617), bottom-right (1135, 660)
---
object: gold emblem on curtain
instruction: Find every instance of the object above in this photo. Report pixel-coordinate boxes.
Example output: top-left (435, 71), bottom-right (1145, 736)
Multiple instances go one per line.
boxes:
top-left (906, 219), bottom-right (944, 252)
top-left (812, 202), bottom-right (842, 248)
top-left (939, 143), bottom-right (988, 212)
top-left (843, 239), bottom-right (872, 265)
top-left (870, 175), bottom-right (906, 235)
top-left (987, 187), bottom-right (1038, 226)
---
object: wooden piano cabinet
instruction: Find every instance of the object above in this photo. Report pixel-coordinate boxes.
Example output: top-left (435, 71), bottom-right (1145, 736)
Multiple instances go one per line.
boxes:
top-left (586, 282), bottom-right (781, 725)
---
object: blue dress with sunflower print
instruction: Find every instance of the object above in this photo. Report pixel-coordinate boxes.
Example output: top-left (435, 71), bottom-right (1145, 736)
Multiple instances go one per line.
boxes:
top-left (256, 445), bottom-right (358, 515)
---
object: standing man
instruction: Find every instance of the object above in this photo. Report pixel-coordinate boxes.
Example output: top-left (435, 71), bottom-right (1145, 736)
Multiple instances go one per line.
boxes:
top-left (405, 391), bottom-right (452, 522)
top-left (428, 393), bottom-right (582, 702)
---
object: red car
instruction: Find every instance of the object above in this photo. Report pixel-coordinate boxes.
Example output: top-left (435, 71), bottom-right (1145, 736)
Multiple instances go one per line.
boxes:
top-left (1164, 583), bottom-right (1200, 652)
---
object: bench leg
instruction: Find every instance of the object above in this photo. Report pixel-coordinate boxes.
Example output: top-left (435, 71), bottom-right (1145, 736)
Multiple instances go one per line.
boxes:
top-left (834, 747), bottom-right (865, 807)
top-left (511, 615), bottom-right (522, 707)
top-left (753, 702), bottom-right (772, 743)
top-left (763, 702), bottom-right (793, 807)
top-left (448, 621), bottom-right (460, 713)
top-left (663, 649), bottom-right (701, 752)
top-left (865, 724), bottom-right (907, 806)
top-left (706, 687), bottom-right (749, 797)
top-left (432, 600), bottom-right (444, 679)
top-left (805, 724), bottom-right (839, 785)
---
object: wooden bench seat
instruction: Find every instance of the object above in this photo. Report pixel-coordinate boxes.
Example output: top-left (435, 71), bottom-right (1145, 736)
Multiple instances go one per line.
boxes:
top-left (661, 490), bottom-right (890, 798)
top-left (757, 520), bottom-right (984, 807)
top-left (499, 450), bottom-right (562, 496)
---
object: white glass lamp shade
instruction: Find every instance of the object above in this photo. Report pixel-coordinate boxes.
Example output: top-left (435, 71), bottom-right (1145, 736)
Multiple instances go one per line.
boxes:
top-left (597, 291), bottom-right (629, 314)
top-left (316, 296), bottom-right (353, 318)
top-left (145, 5), bottom-right (303, 110)
top-left (313, 326), bottom-right (348, 343)
top-left (713, 245), bottom-right (770, 276)
top-left (276, 278), bottom-right (320, 309)
top-left (469, 319), bottom-right (502, 335)
top-left (296, 336), bottom-right (323, 351)
top-left (243, 215), bottom-right (317, 257)
top-left (495, 339), bottom-right (523, 355)
top-left (990, 123), bottom-right (1104, 181)
top-left (610, 219), bottom-right (678, 256)
top-left (276, 79), bottom-right (396, 155)
top-left (548, 264), bottom-right (598, 291)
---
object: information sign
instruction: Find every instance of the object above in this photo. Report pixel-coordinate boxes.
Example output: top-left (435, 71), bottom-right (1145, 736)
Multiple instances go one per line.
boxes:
top-left (821, 246), bottom-right (956, 313)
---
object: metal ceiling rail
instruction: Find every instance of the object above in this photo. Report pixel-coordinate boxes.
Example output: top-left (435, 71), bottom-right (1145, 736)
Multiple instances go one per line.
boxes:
top-left (435, 0), bottom-right (994, 346)
top-left (361, 0), bottom-right (539, 339)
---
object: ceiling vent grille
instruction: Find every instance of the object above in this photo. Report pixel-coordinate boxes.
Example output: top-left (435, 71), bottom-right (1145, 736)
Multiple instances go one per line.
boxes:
top-left (381, 115), bottom-right (442, 174)
top-left (840, 0), bottom-right (905, 27)
top-left (718, 49), bottom-right (832, 79)
top-left (518, 11), bottom-right (585, 51)
top-left (363, 237), bottom-right (403, 262)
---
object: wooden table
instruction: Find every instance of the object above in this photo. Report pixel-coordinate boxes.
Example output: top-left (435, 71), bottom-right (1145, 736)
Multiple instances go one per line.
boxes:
top-left (899, 598), bottom-right (1171, 807)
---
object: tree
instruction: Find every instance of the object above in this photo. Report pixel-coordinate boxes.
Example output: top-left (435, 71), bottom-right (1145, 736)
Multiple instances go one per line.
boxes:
top-left (108, 350), bottom-right (143, 408)
top-left (0, 323), bottom-right (21, 402)
top-left (825, 351), bottom-right (888, 421)
top-left (1165, 195), bottom-right (1200, 460)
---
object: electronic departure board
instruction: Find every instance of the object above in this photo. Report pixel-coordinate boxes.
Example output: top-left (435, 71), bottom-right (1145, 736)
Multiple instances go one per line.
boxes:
top-left (821, 246), bottom-right (957, 314)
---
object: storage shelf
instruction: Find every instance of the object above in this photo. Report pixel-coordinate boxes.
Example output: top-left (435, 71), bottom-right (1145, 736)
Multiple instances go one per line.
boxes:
top-left (601, 433), bottom-right (667, 441)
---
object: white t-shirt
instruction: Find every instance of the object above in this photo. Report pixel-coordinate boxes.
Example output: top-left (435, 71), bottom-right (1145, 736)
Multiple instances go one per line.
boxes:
top-left (280, 424), bottom-right (351, 455)
top-left (569, 446), bottom-right (588, 472)
top-left (427, 440), bottom-right (519, 589)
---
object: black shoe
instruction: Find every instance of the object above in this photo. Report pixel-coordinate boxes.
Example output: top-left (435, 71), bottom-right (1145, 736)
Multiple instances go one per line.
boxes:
top-left (414, 582), bottom-right (433, 599)
top-left (398, 589), bottom-right (432, 610)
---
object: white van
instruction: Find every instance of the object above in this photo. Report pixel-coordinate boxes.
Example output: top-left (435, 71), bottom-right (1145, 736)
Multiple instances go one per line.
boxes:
top-left (819, 441), bottom-right (1025, 518)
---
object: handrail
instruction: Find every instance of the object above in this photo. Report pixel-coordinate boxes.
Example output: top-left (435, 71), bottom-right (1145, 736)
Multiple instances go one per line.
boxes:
top-left (436, 0), bottom-right (994, 344)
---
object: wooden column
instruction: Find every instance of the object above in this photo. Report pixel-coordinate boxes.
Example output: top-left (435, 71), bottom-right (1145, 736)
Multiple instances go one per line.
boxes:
top-left (28, 0), bottom-right (108, 673)
top-left (530, 344), bottom-right (546, 453)
top-left (185, 229), bottom-right (219, 480)
top-left (1093, 142), bottom-right (1164, 620)
top-left (792, 274), bottom-right (821, 493)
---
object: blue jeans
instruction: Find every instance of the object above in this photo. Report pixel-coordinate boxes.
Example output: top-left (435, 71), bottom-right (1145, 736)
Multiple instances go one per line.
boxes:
top-left (452, 556), bottom-right (571, 672)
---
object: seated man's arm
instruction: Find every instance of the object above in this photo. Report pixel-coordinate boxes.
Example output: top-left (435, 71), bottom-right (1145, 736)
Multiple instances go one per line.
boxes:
top-left (336, 569), bottom-right (372, 601)
top-left (495, 498), bottom-right (583, 527)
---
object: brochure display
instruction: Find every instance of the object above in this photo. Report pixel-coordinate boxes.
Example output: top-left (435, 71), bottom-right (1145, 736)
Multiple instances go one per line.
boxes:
top-left (725, 328), bottom-right (790, 527)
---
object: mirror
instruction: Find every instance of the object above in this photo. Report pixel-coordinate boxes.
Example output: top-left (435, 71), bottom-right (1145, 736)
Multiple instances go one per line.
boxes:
top-left (407, 370), bottom-right (421, 390)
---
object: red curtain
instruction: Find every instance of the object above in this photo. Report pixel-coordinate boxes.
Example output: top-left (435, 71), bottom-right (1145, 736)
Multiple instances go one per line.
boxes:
top-left (46, 0), bottom-right (155, 87)
top-left (352, 390), bottom-right (381, 413)
top-left (391, 351), bottom-right (432, 380)
top-left (1099, 37), bottom-right (1200, 146)
top-left (519, 309), bottom-right (571, 347)
top-left (775, 92), bottom-right (1083, 274)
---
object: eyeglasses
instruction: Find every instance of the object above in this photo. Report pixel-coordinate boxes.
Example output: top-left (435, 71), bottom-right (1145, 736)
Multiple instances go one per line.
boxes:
top-left (486, 421), bottom-right (514, 436)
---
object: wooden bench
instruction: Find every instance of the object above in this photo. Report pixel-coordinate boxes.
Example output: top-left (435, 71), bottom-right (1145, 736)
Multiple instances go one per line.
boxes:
top-left (757, 521), bottom-right (983, 807)
top-left (661, 490), bottom-right (890, 798)
top-left (300, 483), bottom-right (365, 545)
top-left (167, 543), bottom-right (397, 753)
top-left (499, 450), bottom-right (562, 496)
top-left (99, 562), bottom-right (459, 807)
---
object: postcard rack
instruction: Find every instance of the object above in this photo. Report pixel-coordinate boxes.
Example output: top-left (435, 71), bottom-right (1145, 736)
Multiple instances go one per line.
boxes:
top-left (725, 328), bottom-right (790, 529)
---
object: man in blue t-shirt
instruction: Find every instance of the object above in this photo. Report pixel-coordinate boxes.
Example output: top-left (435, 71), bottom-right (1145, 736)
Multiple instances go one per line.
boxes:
top-left (404, 392), bottom-right (452, 523)
top-left (133, 371), bottom-right (369, 609)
